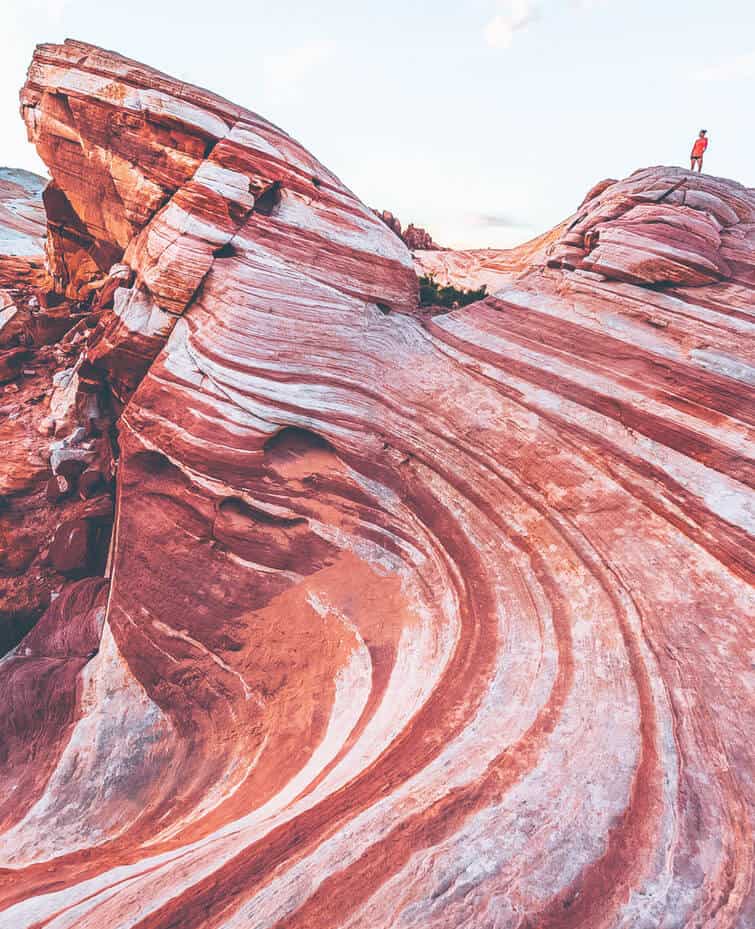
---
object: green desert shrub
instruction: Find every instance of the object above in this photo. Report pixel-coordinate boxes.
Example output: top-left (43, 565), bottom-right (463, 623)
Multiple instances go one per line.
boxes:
top-left (418, 275), bottom-right (487, 309)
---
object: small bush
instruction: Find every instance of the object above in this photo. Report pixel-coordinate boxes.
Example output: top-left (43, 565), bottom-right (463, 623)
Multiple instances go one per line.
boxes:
top-left (418, 275), bottom-right (487, 309)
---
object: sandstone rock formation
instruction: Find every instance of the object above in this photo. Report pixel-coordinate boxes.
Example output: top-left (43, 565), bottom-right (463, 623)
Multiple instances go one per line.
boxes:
top-left (413, 220), bottom-right (567, 292)
top-left (374, 207), bottom-right (443, 251)
top-left (0, 164), bottom-right (116, 654)
top-left (0, 167), bottom-right (48, 293)
top-left (0, 40), bottom-right (753, 929)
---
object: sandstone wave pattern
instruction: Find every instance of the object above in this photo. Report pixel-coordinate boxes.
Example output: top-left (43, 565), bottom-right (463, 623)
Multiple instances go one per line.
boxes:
top-left (0, 40), bottom-right (753, 929)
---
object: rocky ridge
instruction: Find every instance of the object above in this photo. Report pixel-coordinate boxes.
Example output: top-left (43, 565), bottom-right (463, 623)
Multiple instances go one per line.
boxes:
top-left (0, 39), bottom-right (753, 929)
top-left (413, 219), bottom-right (567, 291)
top-left (374, 207), bottom-right (443, 251)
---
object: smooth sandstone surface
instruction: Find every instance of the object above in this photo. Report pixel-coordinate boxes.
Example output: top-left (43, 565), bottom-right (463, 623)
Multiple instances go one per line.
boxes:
top-left (0, 39), bottom-right (753, 929)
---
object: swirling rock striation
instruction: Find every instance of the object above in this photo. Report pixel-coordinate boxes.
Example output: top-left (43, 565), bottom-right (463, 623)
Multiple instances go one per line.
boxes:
top-left (0, 41), bottom-right (753, 929)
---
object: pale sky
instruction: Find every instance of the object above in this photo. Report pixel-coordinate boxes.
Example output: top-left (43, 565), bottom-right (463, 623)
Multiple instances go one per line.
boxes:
top-left (3, 0), bottom-right (754, 248)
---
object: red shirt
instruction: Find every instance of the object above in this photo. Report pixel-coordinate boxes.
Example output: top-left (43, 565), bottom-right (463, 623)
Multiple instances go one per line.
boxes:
top-left (692, 136), bottom-right (708, 157)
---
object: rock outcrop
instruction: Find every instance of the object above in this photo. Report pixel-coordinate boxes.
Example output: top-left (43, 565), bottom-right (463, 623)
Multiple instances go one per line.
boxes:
top-left (0, 41), bottom-right (753, 929)
top-left (375, 207), bottom-right (443, 251)
top-left (546, 169), bottom-right (755, 287)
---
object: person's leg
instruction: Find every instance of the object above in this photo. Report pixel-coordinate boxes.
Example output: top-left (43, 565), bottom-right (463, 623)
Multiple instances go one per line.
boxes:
top-left (698, 157), bottom-right (703, 173)
top-left (690, 157), bottom-right (695, 170)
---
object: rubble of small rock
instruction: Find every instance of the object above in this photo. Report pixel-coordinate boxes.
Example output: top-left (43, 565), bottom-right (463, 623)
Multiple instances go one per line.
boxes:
top-left (0, 168), bottom-right (116, 653)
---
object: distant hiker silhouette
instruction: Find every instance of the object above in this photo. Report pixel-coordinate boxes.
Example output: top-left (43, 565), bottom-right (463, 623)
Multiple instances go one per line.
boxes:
top-left (690, 130), bottom-right (708, 173)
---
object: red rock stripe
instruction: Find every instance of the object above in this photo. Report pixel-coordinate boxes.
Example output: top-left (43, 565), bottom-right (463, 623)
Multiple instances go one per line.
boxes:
top-left (108, 459), bottom-right (521, 929)
top-left (265, 505), bottom-right (583, 929)
top-left (429, 331), bottom-right (755, 581)
top-left (427, 317), bottom-right (755, 488)
top-left (5, 444), bottom-right (493, 915)
top-left (483, 297), bottom-right (755, 427)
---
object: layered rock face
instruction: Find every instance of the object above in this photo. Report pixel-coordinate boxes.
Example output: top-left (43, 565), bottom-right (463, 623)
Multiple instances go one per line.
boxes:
top-left (0, 40), bottom-right (753, 929)
top-left (546, 168), bottom-right (755, 287)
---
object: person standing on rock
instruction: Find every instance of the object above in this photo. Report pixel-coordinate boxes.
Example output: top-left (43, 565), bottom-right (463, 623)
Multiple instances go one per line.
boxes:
top-left (690, 130), bottom-right (709, 172)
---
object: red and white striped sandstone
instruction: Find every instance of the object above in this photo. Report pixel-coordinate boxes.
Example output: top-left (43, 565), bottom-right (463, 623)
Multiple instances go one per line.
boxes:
top-left (0, 40), bottom-right (753, 929)
top-left (0, 167), bottom-right (48, 294)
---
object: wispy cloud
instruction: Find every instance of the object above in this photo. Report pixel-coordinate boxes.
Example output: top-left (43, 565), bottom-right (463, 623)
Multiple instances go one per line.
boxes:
top-left (693, 52), bottom-right (755, 82)
top-left (484, 1), bottom-right (539, 50)
top-left (263, 41), bottom-right (335, 92)
top-left (478, 212), bottom-right (530, 229)
top-left (484, 0), bottom-right (611, 49)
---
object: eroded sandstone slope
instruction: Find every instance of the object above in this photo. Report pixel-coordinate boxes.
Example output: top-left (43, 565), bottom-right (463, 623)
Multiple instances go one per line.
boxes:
top-left (0, 166), bottom-right (118, 655)
top-left (0, 39), bottom-right (753, 929)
